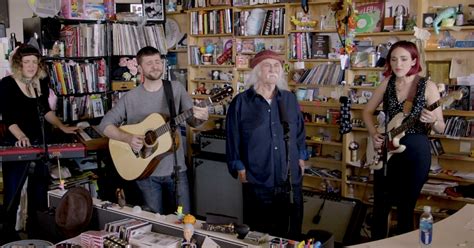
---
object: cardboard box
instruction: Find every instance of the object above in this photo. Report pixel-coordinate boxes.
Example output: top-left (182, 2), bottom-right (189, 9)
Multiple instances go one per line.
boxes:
top-left (112, 81), bottom-right (137, 91)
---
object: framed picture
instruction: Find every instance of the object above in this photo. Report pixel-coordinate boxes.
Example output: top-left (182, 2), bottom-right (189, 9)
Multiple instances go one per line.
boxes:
top-left (143, 0), bottom-right (165, 21)
top-left (130, 4), bottom-right (144, 17)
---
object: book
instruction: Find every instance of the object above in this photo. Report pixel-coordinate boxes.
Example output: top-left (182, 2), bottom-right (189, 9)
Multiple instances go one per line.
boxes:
top-left (129, 231), bottom-right (182, 248)
top-left (311, 35), bottom-right (329, 59)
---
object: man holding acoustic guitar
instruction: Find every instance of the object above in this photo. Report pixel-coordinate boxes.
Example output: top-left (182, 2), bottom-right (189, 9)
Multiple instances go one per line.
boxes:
top-left (363, 41), bottom-right (446, 240)
top-left (99, 46), bottom-right (209, 215)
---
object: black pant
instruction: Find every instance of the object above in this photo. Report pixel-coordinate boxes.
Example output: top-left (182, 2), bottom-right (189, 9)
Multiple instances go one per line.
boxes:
top-left (372, 134), bottom-right (431, 240)
top-left (2, 160), bottom-right (50, 242)
top-left (242, 183), bottom-right (303, 239)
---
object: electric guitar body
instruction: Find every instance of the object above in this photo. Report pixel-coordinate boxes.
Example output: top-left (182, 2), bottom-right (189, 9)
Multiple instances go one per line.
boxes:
top-left (368, 90), bottom-right (463, 170)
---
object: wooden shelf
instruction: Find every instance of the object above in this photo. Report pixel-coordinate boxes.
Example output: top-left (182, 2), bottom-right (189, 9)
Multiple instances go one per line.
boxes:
top-left (352, 127), bottom-right (368, 132)
top-left (190, 79), bottom-right (231, 84)
top-left (438, 153), bottom-right (474, 162)
top-left (429, 173), bottom-right (474, 184)
top-left (305, 122), bottom-right (339, 128)
top-left (209, 114), bottom-right (226, 119)
top-left (421, 192), bottom-right (474, 204)
top-left (288, 58), bottom-right (339, 62)
top-left (306, 140), bottom-right (343, 146)
top-left (429, 134), bottom-right (474, 142)
top-left (304, 174), bottom-right (342, 182)
top-left (308, 156), bottom-right (342, 165)
top-left (235, 35), bottom-right (286, 39)
top-left (289, 83), bottom-right (342, 88)
top-left (348, 86), bottom-right (377, 90)
top-left (190, 64), bottom-right (235, 68)
top-left (425, 48), bottom-right (474, 52)
top-left (233, 3), bottom-right (286, 9)
top-left (299, 101), bottom-right (340, 107)
top-left (426, 26), bottom-right (474, 32)
top-left (443, 110), bottom-right (474, 117)
top-left (287, 29), bottom-right (337, 33)
top-left (288, 0), bottom-right (335, 6)
top-left (355, 31), bottom-right (414, 37)
top-left (190, 33), bottom-right (233, 38)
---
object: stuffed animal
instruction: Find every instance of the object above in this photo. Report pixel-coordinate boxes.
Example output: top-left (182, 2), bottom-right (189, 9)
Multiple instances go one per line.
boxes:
top-left (433, 7), bottom-right (456, 34)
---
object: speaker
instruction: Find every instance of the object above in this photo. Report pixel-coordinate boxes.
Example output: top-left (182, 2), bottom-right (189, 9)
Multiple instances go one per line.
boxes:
top-left (302, 191), bottom-right (366, 245)
top-left (23, 17), bottom-right (61, 51)
top-left (193, 155), bottom-right (243, 223)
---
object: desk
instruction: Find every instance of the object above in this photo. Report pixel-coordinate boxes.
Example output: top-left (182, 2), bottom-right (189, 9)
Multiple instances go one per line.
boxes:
top-left (346, 204), bottom-right (474, 248)
top-left (48, 189), bottom-right (261, 248)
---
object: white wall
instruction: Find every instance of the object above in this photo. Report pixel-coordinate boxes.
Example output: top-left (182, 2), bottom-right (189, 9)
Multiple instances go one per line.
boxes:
top-left (7, 0), bottom-right (141, 43)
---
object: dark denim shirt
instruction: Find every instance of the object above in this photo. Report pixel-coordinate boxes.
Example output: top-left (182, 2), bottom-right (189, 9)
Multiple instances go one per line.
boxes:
top-left (226, 86), bottom-right (308, 187)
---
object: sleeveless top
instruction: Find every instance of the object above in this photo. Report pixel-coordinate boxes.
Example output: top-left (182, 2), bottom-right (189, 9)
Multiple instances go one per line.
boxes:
top-left (383, 75), bottom-right (429, 134)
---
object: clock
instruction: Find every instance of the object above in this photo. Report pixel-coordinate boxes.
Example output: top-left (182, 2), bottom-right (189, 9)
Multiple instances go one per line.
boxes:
top-left (423, 13), bottom-right (436, 28)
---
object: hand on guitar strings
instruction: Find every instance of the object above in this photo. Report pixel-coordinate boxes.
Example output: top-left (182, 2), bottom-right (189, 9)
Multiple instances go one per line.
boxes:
top-left (128, 134), bottom-right (145, 153)
top-left (419, 109), bottom-right (437, 124)
top-left (371, 132), bottom-right (384, 150)
top-left (192, 105), bottom-right (209, 121)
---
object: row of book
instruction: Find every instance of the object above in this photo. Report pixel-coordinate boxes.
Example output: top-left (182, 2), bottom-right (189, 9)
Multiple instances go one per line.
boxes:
top-left (294, 63), bottom-right (344, 86)
top-left (289, 33), bottom-right (330, 60)
top-left (47, 59), bottom-right (107, 95)
top-left (112, 23), bottom-right (168, 56)
top-left (57, 94), bottom-right (106, 122)
top-left (60, 24), bottom-right (107, 57)
top-left (443, 116), bottom-right (474, 138)
top-left (233, 8), bottom-right (285, 36)
top-left (190, 9), bottom-right (233, 35)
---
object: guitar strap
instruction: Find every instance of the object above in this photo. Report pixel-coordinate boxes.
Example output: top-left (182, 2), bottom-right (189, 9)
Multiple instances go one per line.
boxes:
top-left (402, 76), bottom-right (420, 115)
top-left (163, 80), bottom-right (177, 126)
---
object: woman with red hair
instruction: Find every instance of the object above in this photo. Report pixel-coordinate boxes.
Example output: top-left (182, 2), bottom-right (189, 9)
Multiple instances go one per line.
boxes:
top-left (363, 40), bottom-right (445, 240)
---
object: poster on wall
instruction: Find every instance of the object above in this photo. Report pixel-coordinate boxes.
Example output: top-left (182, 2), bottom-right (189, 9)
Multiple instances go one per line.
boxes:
top-left (143, 0), bottom-right (165, 21)
top-left (0, 0), bottom-right (9, 28)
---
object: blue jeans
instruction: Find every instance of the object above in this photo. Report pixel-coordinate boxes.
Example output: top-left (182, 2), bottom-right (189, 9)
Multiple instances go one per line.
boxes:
top-left (136, 171), bottom-right (190, 214)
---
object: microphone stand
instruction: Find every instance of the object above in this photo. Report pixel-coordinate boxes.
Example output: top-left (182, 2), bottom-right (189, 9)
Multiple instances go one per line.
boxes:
top-left (169, 99), bottom-right (181, 212)
top-left (34, 88), bottom-right (51, 165)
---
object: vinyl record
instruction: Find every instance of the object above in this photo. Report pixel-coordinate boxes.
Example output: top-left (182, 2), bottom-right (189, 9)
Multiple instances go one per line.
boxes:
top-left (165, 19), bottom-right (181, 49)
top-left (356, 13), bottom-right (374, 33)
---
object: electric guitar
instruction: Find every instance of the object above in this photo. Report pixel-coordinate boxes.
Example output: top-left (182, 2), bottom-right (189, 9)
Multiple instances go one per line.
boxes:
top-left (109, 86), bottom-right (233, 180)
top-left (367, 90), bottom-right (463, 170)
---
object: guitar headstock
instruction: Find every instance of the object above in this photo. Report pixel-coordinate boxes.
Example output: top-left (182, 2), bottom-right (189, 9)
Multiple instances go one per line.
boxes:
top-left (441, 90), bottom-right (464, 107)
top-left (209, 86), bottom-right (234, 103)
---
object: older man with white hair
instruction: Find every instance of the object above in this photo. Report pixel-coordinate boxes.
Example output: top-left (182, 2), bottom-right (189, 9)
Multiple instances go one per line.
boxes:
top-left (226, 50), bottom-right (308, 239)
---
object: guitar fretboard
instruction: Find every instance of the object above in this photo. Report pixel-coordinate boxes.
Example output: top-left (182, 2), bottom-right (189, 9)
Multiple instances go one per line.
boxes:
top-left (389, 100), bottom-right (440, 138)
top-left (155, 98), bottom-right (211, 137)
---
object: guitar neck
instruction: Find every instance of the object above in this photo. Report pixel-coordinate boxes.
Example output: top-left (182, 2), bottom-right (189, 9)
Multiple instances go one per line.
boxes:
top-left (390, 100), bottom-right (440, 137)
top-left (155, 98), bottom-right (211, 137)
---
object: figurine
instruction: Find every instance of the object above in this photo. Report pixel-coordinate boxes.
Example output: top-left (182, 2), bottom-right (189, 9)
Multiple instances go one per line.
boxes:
top-left (116, 188), bottom-right (126, 208)
top-left (181, 223), bottom-right (197, 248)
top-left (195, 83), bottom-right (207, 95)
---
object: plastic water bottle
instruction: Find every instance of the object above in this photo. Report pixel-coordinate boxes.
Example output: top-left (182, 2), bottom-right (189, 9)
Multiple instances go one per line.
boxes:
top-left (419, 206), bottom-right (433, 247)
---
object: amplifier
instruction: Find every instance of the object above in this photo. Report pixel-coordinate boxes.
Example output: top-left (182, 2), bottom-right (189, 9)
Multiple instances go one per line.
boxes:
top-left (199, 130), bottom-right (226, 155)
top-left (302, 191), bottom-right (366, 245)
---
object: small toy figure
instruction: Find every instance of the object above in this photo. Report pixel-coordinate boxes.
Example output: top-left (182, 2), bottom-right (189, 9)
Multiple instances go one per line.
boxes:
top-left (181, 223), bottom-right (197, 248)
top-left (195, 83), bottom-right (207, 95)
top-left (175, 205), bottom-right (185, 222)
top-left (349, 141), bottom-right (360, 162)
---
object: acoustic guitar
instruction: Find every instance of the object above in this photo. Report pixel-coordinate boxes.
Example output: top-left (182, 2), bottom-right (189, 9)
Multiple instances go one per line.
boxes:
top-left (367, 90), bottom-right (463, 170)
top-left (109, 86), bottom-right (233, 180)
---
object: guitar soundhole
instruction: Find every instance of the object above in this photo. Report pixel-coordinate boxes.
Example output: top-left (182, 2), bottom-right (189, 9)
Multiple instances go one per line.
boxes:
top-left (144, 131), bottom-right (158, 146)
top-left (140, 131), bottom-right (158, 159)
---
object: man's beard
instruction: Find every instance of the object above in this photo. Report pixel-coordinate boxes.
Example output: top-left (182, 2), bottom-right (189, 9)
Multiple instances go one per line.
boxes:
top-left (144, 71), bottom-right (162, 80)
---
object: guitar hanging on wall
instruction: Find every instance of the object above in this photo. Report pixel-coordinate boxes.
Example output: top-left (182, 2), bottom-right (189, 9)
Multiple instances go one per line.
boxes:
top-left (109, 86), bottom-right (233, 180)
top-left (367, 89), bottom-right (463, 170)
